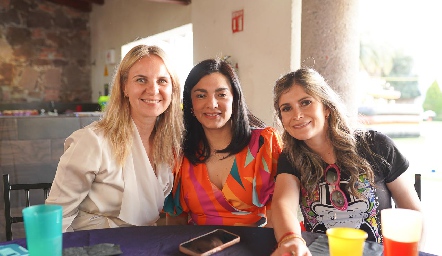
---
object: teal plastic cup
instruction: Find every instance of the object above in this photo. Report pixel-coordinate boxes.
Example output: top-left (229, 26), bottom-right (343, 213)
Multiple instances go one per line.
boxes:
top-left (22, 204), bottom-right (63, 256)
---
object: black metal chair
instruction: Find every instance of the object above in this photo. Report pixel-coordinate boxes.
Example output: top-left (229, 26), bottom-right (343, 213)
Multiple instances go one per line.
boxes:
top-left (414, 173), bottom-right (421, 201)
top-left (3, 174), bottom-right (52, 241)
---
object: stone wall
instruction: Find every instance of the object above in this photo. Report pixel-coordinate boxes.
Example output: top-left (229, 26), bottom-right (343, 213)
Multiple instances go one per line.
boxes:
top-left (0, 0), bottom-right (91, 103)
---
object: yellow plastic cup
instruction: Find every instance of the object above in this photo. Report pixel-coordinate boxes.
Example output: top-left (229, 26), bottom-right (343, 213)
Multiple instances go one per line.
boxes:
top-left (326, 227), bottom-right (368, 256)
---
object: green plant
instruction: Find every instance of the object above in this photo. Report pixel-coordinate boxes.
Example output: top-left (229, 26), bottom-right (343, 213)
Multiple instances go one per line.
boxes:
top-left (423, 80), bottom-right (442, 118)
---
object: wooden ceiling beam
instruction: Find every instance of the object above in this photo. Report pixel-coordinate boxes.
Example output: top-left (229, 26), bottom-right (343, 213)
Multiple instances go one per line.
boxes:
top-left (81, 0), bottom-right (104, 5)
top-left (145, 0), bottom-right (191, 5)
top-left (44, 0), bottom-right (190, 13)
top-left (45, 0), bottom-right (92, 12)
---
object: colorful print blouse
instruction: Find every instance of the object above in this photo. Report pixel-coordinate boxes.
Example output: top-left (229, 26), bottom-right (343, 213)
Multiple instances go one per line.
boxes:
top-left (277, 130), bottom-right (409, 243)
top-left (165, 127), bottom-right (282, 226)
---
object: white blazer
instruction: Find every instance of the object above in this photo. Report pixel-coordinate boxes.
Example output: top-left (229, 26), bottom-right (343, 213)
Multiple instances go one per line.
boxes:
top-left (46, 121), bottom-right (173, 232)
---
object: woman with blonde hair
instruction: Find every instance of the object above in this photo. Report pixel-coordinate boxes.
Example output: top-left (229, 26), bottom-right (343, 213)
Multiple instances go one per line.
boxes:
top-left (46, 45), bottom-right (183, 232)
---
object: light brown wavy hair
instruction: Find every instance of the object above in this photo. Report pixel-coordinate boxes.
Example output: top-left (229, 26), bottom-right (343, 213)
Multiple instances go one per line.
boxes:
top-left (96, 45), bottom-right (183, 169)
top-left (273, 68), bottom-right (375, 197)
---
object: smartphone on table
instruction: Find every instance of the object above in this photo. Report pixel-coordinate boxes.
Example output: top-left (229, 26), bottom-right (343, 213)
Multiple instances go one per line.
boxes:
top-left (179, 229), bottom-right (240, 256)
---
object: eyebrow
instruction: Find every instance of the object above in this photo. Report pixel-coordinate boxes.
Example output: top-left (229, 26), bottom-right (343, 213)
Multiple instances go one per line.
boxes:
top-left (298, 96), bottom-right (312, 101)
top-left (132, 74), bottom-right (171, 79)
top-left (279, 96), bottom-right (312, 107)
top-left (192, 87), bottom-right (230, 93)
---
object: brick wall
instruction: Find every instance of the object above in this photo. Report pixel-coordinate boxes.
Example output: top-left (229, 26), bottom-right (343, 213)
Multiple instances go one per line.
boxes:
top-left (0, 115), bottom-right (99, 241)
top-left (0, 0), bottom-right (91, 103)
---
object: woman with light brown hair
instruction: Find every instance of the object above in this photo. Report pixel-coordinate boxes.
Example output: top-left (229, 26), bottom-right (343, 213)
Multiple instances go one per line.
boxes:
top-left (271, 68), bottom-right (421, 256)
top-left (46, 45), bottom-right (183, 232)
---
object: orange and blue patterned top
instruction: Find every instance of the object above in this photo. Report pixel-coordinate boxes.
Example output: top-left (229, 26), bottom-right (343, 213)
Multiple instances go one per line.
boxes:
top-left (165, 127), bottom-right (282, 226)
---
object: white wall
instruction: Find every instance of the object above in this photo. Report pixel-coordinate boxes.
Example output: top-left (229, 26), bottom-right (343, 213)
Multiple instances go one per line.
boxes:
top-left (192, 0), bottom-right (294, 124)
top-left (90, 0), bottom-right (297, 124)
top-left (90, 0), bottom-right (191, 101)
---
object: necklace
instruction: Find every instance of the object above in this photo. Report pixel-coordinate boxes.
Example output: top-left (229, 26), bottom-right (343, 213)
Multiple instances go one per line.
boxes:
top-left (210, 149), bottom-right (231, 161)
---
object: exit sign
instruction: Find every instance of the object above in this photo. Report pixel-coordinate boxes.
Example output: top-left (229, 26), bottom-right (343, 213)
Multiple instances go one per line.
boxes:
top-left (232, 9), bottom-right (244, 33)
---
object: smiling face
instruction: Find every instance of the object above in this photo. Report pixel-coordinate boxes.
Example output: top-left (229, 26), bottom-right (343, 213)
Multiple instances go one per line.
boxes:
top-left (191, 72), bottom-right (233, 132)
top-left (278, 84), bottom-right (330, 145)
top-left (124, 55), bottom-right (172, 123)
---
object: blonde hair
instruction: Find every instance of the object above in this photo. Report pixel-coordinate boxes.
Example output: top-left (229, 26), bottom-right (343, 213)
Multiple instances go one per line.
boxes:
top-left (96, 45), bottom-right (183, 169)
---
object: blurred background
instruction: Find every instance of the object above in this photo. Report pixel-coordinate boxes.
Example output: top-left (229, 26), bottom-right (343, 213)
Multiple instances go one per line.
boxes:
top-left (358, 1), bottom-right (442, 254)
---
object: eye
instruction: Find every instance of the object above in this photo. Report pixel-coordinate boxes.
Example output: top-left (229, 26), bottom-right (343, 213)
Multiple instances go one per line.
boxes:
top-left (280, 105), bottom-right (292, 112)
top-left (136, 77), bottom-right (146, 83)
top-left (300, 99), bottom-right (312, 107)
top-left (218, 92), bottom-right (227, 98)
top-left (195, 93), bottom-right (206, 99)
top-left (158, 78), bottom-right (169, 85)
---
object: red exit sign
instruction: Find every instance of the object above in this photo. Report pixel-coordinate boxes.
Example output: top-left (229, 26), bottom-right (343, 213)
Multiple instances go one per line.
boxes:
top-left (232, 9), bottom-right (244, 33)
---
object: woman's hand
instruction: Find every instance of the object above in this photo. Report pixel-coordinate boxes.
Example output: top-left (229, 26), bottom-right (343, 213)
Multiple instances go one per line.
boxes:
top-left (271, 238), bottom-right (312, 256)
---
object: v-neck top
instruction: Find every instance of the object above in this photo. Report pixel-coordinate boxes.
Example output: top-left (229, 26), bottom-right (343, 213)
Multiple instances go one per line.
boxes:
top-left (165, 127), bottom-right (282, 226)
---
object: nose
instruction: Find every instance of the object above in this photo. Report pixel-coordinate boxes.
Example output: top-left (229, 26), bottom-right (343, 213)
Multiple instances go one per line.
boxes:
top-left (292, 108), bottom-right (303, 120)
top-left (145, 81), bottom-right (159, 95)
top-left (206, 95), bottom-right (218, 109)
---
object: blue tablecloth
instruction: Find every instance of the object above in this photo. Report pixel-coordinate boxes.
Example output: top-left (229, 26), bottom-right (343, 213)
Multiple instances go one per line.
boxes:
top-left (0, 225), bottom-right (436, 256)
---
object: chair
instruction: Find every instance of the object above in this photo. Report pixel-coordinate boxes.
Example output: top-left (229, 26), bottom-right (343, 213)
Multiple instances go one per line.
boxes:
top-left (414, 173), bottom-right (421, 201)
top-left (3, 174), bottom-right (52, 241)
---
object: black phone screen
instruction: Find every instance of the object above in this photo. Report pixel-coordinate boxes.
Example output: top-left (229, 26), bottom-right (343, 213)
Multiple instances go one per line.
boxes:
top-left (180, 229), bottom-right (239, 254)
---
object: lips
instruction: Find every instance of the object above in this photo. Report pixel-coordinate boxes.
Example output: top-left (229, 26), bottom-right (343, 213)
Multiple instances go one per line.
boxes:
top-left (141, 99), bottom-right (161, 103)
top-left (292, 121), bottom-right (310, 129)
top-left (204, 112), bottom-right (221, 117)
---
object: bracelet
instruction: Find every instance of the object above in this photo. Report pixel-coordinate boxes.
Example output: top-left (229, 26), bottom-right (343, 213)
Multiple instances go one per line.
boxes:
top-left (278, 232), bottom-right (295, 244)
top-left (278, 234), bottom-right (306, 248)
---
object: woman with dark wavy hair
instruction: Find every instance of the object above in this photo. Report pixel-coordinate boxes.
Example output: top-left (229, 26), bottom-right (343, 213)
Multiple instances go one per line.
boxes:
top-left (166, 58), bottom-right (282, 227)
top-left (270, 68), bottom-right (421, 256)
